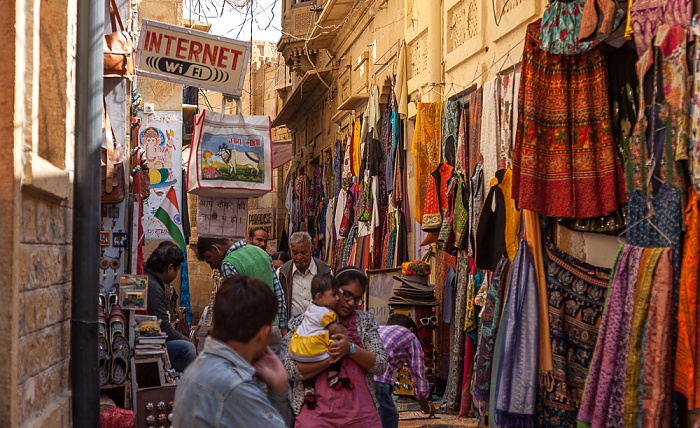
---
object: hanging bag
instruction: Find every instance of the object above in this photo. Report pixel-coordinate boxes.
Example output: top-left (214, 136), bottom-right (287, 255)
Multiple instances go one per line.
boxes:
top-left (104, 0), bottom-right (135, 79)
top-left (101, 103), bottom-right (127, 204)
top-left (188, 100), bottom-right (273, 197)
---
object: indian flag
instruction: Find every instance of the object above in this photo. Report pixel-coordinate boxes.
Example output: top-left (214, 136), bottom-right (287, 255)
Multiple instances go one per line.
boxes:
top-left (154, 187), bottom-right (186, 250)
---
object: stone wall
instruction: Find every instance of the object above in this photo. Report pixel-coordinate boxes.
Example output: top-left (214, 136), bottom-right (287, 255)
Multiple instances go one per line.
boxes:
top-left (1, 0), bottom-right (76, 426)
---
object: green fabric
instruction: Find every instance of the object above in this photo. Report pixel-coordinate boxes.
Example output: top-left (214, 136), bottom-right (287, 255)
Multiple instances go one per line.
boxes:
top-left (224, 245), bottom-right (278, 325)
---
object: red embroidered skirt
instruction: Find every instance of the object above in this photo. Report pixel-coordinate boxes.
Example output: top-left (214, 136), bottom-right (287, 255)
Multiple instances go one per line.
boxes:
top-left (512, 20), bottom-right (627, 218)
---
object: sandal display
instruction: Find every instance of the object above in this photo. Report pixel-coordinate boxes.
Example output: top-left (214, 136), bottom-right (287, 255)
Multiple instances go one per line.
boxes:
top-left (109, 304), bottom-right (130, 385)
top-left (98, 305), bottom-right (111, 386)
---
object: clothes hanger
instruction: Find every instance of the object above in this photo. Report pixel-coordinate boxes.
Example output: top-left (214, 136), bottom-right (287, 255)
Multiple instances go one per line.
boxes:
top-left (617, 197), bottom-right (673, 246)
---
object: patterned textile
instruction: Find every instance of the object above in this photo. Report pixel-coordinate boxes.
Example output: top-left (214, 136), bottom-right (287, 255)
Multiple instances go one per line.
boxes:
top-left (438, 175), bottom-right (458, 250)
top-left (538, 240), bottom-right (611, 428)
top-left (452, 176), bottom-right (469, 249)
top-left (539, 0), bottom-right (597, 55)
top-left (577, 245), bottom-right (644, 427)
top-left (440, 257), bottom-right (469, 413)
top-left (641, 249), bottom-right (674, 426)
top-left (100, 408), bottom-right (135, 428)
top-left (459, 335), bottom-right (476, 417)
top-left (442, 100), bottom-right (461, 167)
top-left (499, 72), bottom-right (516, 169)
top-left (342, 135), bottom-right (353, 189)
top-left (352, 118), bottom-right (361, 177)
top-left (456, 107), bottom-right (469, 175)
top-left (629, 0), bottom-right (691, 57)
top-left (628, 25), bottom-right (689, 197)
top-left (512, 20), bottom-right (627, 219)
top-left (690, 19), bottom-right (700, 192)
top-left (435, 250), bottom-right (457, 379)
top-left (464, 270), bottom-right (484, 334)
top-left (412, 102), bottom-right (443, 225)
top-left (472, 257), bottom-right (512, 423)
top-left (607, 44), bottom-right (639, 193)
top-left (495, 240), bottom-right (539, 426)
top-left (468, 162), bottom-right (485, 257)
top-left (333, 139), bottom-right (342, 196)
top-left (422, 174), bottom-right (442, 231)
top-left (481, 78), bottom-right (500, 187)
top-left (469, 88), bottom-right (483, 175)
top-left (623, 248), bottom-right (664, 427)
top-left (676, 189), bottom-right (700, 408)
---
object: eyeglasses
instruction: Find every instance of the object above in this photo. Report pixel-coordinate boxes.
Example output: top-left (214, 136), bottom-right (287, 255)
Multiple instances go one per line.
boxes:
top-left (340, 290), bottom-right (364, 305)
top-left (419, 316), bottom-right (437, 326)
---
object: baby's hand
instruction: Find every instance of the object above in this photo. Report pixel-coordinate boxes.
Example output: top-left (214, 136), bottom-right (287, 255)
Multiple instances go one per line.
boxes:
top-left (328, 322), bottom-right (346, 337)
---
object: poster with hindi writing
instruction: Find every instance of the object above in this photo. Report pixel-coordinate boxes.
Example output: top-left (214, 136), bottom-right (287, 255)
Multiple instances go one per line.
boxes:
top-left (139, 111), bottom-right (183, 240)
top-left (196, 197), bottom-right (248, 238)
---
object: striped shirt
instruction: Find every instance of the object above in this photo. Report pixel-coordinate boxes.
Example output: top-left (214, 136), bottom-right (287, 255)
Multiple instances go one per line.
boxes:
top-left (220, 240), bottom-right (288, 329)
top-left (374, 325), bottom-right (430, 400)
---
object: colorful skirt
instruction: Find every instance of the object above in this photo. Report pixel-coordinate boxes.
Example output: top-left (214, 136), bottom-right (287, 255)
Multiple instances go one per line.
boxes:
top-left (512, 20), bottom-right (627, 219)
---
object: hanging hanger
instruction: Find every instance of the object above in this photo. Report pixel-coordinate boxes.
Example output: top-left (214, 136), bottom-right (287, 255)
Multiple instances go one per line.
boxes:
top-left (617, 199), bottom-right (673, 246)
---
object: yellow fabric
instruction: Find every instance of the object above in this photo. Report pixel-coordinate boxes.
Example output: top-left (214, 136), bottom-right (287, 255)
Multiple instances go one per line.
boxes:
top-left (523, 209), bottom-right (553, 376)
top-left (623, 248), bottom-right (663, 426)
top-left (624, 0), bottom-right (634, 40)
top-left (491, 168), bottom-right (521, 260)
top-left (321, 311), bottom-right (337, 328)
top-left (352, 118), bottom-right (361, 177)
top-left (411, 102), bottom-right (442, 225)
top-left (288, 331), bottom-right (332, 358)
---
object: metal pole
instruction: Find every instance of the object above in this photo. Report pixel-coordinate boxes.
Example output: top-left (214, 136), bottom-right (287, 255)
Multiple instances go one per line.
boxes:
top-left (72, 0), bottom-right (104, 425)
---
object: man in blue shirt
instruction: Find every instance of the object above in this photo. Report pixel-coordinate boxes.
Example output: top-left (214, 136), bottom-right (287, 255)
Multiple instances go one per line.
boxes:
top-left (174, 275), bottom-right (293, 427)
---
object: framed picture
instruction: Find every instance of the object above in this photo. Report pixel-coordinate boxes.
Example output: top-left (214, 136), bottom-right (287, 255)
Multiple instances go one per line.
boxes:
top-left (365, 268), bottom-right (401, 325)
top-left (112, 232), bottom-right (128, 248)
top-left (99, 231), bottom-right (110, 247)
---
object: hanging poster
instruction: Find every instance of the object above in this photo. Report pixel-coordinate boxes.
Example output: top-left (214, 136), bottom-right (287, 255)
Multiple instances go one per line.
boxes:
top-left (196, 196), bottom-right (248, 238)
top-left (139, 111), bottom-right (183, 240)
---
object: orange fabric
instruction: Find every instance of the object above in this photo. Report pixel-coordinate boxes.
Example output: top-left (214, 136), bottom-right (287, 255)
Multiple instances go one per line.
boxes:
top-left (351, 118), bottom-right (361, 177)
top-left (412, 102), bottom-right (442, 224)
top-left (676, 188), bottom-right (700, 408)
top-left (491, 169), bottom-right (521, 260)
top-left (523, 209), bottom-right (552, 375)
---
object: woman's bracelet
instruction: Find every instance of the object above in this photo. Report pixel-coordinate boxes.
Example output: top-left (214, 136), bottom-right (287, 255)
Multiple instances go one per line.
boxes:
top-left (349, 343), bottom-right (357, 356)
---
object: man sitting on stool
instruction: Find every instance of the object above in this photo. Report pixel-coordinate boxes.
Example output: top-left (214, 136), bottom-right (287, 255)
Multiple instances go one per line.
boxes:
top-left (145, 241), bottom-right (196, 372)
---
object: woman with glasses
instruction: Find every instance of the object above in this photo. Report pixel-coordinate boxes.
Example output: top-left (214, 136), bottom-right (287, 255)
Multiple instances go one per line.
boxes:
top-left (283, 266), bottom-right (388, 427)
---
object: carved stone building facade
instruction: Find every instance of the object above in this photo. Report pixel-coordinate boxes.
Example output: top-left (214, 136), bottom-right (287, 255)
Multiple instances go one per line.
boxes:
top-left (274, 0), bottom-right (549, 259)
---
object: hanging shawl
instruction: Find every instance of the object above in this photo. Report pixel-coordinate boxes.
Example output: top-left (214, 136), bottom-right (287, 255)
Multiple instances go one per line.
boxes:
top-left (442, 100), bottom-right (461, 166)
top-left (577, 245), bottom-right (644, 427)
top-left (412, 102), bottom-right (443, 225)
top-left (456, 107), bottom-right (469, 175)
top-left (495, 240), bottom-right (539, 426)
top-left (333, 139), bottom-right (342, 196)
top-left (472, 257), bottom-right (512, 423)
top-left (499, 72), bottom-right (516, 169)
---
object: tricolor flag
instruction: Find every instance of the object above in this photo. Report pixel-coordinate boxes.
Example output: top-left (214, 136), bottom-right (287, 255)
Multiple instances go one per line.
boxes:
top-left (154, 187), bottom-right (186, 250)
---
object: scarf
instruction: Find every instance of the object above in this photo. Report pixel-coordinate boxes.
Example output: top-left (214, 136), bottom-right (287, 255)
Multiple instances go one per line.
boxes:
top-left (472, 257), bottom-right (512, 422)
top-left (577, 245), bottom-right (644, 427)
top-left (495, 240), bottom-right (539, 426)
top-left (412, 102), bottom-right (443, 225)
top-left (623, 248), bottom-right (664, 426)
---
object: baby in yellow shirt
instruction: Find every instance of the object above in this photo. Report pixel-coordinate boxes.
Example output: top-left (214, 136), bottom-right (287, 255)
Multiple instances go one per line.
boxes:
top-left (288, 273), bottom-right (346, 408)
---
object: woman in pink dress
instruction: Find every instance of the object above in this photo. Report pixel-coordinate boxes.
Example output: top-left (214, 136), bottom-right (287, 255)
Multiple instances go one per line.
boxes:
top-left (283, 266), bottom-right (388, 427)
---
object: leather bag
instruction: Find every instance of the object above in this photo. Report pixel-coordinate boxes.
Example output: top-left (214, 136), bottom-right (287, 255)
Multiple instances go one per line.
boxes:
top-left (104, 0), bottom-right (135, 79)
top-left (101, 103), bottom-right (127, 204)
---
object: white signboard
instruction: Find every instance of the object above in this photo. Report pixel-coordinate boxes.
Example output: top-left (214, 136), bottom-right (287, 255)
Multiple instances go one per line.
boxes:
top-left (197, 197), bottom-right (248, 238)
top-left (136, 20), bottom-right (251, 97)
top-left (139, 111), bottom-right (183, 240)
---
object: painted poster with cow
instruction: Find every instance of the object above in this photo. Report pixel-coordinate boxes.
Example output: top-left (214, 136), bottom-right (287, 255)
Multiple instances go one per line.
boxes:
top-left (188, 109), bottom-right (273, 198)
top-left (138, 111), bottom-right (183, 240)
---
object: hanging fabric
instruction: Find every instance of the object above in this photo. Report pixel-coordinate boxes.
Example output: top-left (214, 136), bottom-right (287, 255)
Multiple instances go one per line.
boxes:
top-left (629, 0), bottom-right (691, 57)
top-left (442, 100), bottom-right (461, 167)
top-left (498, 72), bottom-right (517, 169)
top-left (481, 78), bottom-right (500, 186)
top-left (513, 20), bottom-right (627, 218)
top-left (412, 102), bottom-right (443, 226)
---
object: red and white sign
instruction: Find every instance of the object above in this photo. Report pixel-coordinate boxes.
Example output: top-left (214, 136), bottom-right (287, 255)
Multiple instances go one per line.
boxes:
top-left (136, 20), bottom-right (251, 97)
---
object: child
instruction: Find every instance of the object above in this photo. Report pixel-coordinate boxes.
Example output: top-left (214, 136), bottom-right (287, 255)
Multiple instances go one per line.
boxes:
top-left (288, 274), bottom-right (349, 409)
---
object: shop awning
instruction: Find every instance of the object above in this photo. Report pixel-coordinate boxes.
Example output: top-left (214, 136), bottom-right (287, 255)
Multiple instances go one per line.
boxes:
top-left (271, 67), bottom-right (332, 128)
top-left (272, 140), bottom-right (293, 168)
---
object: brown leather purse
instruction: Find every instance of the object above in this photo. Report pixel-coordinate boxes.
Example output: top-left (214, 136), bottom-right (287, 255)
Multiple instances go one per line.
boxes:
top-left (101, 103), bottom-right (127, 204)
top-left (104, 0), bottom-right (135, 79)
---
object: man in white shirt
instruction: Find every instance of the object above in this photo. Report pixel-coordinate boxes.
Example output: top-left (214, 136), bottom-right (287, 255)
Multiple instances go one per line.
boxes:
top-left (277, 232), bottom-right (331, 318)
